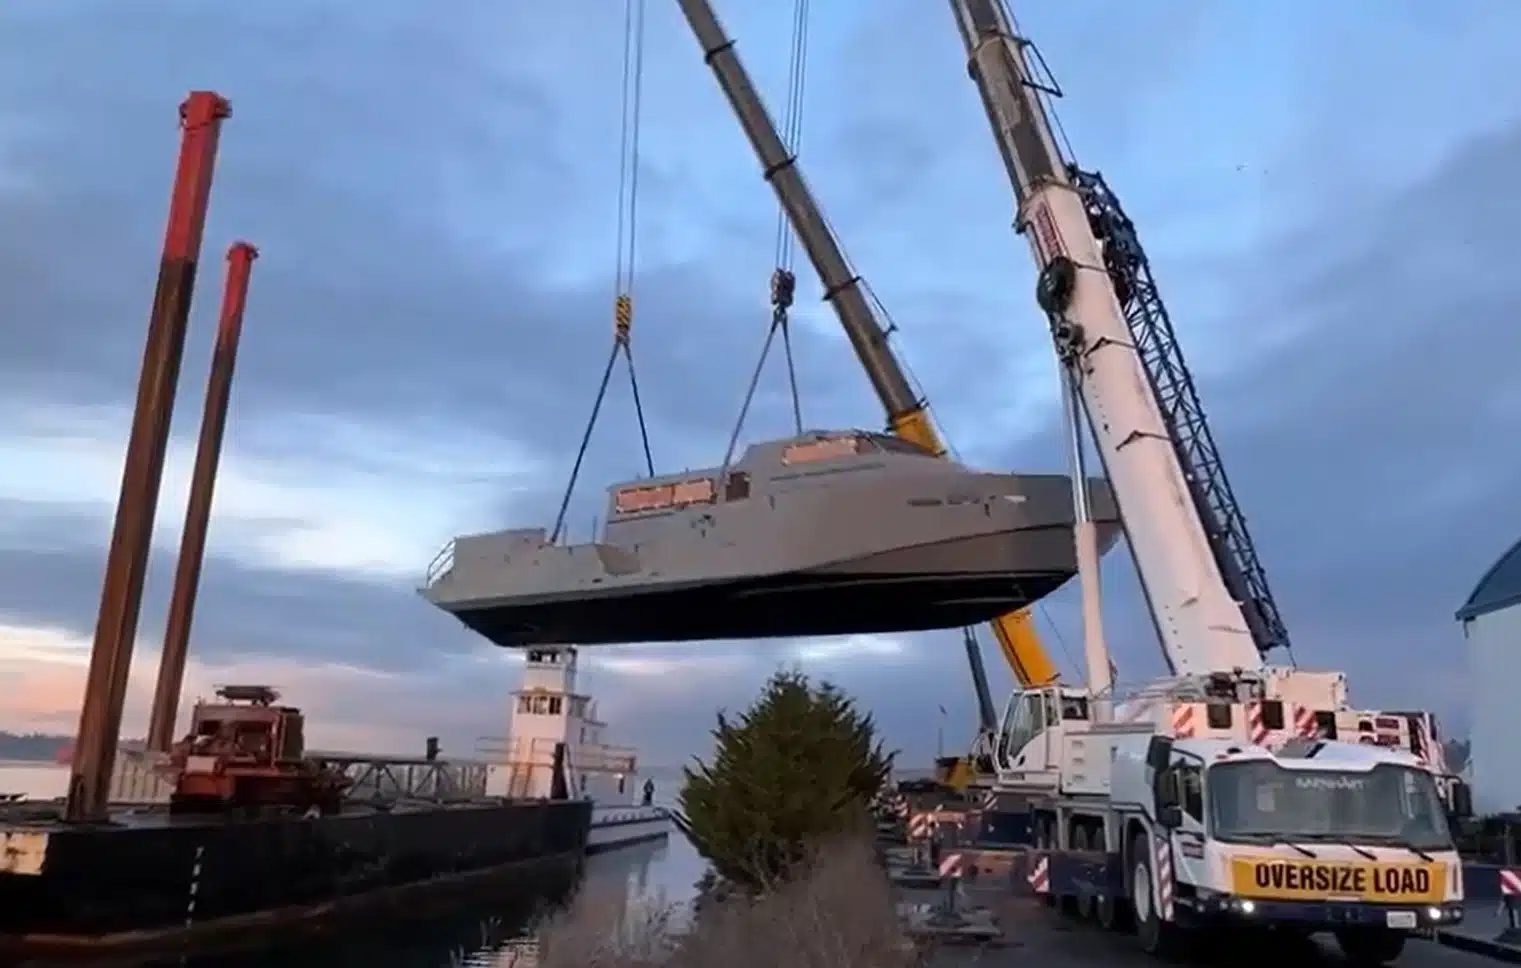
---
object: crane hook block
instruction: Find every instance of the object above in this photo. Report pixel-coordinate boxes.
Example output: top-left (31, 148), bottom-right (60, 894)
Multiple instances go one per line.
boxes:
top-left (614, 294), bottom-right (633, 343)
top-left (770, 268), bottom-right (796, 309)
top-left (1036, 256), bottom-right (1077, 315)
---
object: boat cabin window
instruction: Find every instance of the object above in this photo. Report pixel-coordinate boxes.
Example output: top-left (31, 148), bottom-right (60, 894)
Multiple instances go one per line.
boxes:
top-left (518, 695), bottom-right (564, 715)
top-left (781, 435), bottom-right (861, 465)
top-left (195, 719), bottom-right (222, 737)
top-left (613, 476), bottom-right (716, 515)
top-left (724, 471), bottom-right (750, 502)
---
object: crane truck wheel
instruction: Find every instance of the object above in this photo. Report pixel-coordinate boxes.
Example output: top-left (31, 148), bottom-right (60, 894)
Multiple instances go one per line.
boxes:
top-left (1334, 927), bottom-right (1406, 966)
top-left (1094, 887), bottom-right (1125, 933)
top-left (1072, 825), bottom-right (1097, 920)
top-left (1129, 837), bottom-right (1176, 957)
top-left (1094, 834), bottom-right (1128, 934)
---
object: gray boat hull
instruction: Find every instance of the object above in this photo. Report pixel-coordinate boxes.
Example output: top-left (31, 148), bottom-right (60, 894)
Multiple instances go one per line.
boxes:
top-left (420, 432), bottom-right (1120, 647)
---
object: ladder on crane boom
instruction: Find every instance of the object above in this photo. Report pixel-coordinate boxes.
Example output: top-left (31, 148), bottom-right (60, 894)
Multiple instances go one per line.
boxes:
top-left (673, 0), bottom-right (1065, 716)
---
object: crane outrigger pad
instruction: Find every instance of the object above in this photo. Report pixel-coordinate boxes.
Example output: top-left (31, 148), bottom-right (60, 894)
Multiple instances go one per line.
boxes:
top-left (419, 430), bottom-right (1120, 647)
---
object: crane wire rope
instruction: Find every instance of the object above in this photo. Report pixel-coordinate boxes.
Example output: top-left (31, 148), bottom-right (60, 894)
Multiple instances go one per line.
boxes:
top-left (721, 0), bottom-right (810, 469)
top-left (551, 0), bottom-right (656, 544)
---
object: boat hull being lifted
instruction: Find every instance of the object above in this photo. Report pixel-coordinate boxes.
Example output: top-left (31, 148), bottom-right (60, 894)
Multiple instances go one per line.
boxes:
top-left (421, 431), bottom-right (1121, 647)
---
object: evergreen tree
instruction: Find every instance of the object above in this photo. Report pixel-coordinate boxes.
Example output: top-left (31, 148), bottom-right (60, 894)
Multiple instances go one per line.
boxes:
top-left (678, 669), bottom-right (895, 894)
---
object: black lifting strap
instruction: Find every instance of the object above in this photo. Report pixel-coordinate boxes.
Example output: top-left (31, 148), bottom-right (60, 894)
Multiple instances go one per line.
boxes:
top-left (721, 268), bottom-right (803, 470)
top-left (551, 301), bottom-right (655, 544)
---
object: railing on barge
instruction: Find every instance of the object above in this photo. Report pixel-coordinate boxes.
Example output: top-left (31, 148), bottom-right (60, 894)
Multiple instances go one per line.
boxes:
top-left (305, 751), bottom-right (490, 803)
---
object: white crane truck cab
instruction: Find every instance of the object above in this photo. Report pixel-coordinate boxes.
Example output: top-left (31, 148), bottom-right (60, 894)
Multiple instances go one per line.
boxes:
top-left (1018, 729), bottom-right (1470, 966)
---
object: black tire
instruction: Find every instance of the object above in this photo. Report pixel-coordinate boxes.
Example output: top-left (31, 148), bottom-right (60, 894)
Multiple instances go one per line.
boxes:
top-left (1130, 835), bottom-right (1177, 957)
top-left (1095, 886), bottom-right (1129, 932)
top-left (1073, 825), bottom-right (1097, 920)
top-left (1335, 928), bottom-right (1407, 965)
top-left (1095, 826), bottom-right (1128, 932)
top-left (1034, 813), bottom-right (1056, 848)
top-left (1058, 821), bottom-right (1082, 913)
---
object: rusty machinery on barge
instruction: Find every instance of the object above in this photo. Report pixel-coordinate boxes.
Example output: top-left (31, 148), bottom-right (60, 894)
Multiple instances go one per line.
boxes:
top-left (0, 92), bottom-right (590, 963)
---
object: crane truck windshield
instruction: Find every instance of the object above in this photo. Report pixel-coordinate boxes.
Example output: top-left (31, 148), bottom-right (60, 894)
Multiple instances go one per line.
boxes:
top-left (1207, 761), bottom-right (1453, 852)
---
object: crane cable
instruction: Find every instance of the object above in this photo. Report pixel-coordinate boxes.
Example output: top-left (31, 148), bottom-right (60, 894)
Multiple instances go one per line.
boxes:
top-left (722, 0), bottom-right (810, 468)
top-left (551, 0), bottom-right (655, 544)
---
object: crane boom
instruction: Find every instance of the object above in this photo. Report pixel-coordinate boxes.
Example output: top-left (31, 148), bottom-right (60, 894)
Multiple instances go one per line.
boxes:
top-left (947, 0), bottom-right (1261, 678)
top-left (675, 0), bottom-right (1062, 688)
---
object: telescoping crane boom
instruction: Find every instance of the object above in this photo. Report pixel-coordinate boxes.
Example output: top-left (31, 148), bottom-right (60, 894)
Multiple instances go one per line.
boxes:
top-left (948, 0), bottom-right (1294, 678)
top-left (673, 0), bottom-right (1062, 697)
top-left (950, 0), bottom-right (1261, 681)
top-left (949, 0), bottom-right (1452, 757)
top-left (947, 2), bottom-right (1473, 959)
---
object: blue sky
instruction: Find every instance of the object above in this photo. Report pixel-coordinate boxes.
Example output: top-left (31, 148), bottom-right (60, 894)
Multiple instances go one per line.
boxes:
top-left (1, 0), bottom-right (1518, 764)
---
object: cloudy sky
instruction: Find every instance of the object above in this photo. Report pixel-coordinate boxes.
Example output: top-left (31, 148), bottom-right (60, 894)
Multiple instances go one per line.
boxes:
top-left (1, 0), bottom-right (1518, 766)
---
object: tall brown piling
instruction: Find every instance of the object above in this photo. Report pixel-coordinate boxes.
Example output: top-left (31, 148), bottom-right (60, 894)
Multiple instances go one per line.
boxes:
top-left (145, 241), bottom-right (259, 753)
top-left (65, 92), bottom-right (231, 823)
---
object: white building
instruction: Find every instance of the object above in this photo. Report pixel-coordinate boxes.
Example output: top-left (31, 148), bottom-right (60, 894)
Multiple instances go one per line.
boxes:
top-left (1457, 537), bottom-right (1521, 816)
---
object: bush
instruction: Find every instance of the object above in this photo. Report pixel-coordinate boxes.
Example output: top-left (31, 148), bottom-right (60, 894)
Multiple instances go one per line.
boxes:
top-left (676, 669), bottom-right (895, 894)
top-left (523, 835), bottom-right (915, 968)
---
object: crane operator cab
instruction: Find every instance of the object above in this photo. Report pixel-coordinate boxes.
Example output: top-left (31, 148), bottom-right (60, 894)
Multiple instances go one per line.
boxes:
top-left (1147, 735), bottom-right (1466, 961)
top-left (995, 686), bottom-right (1091, 784)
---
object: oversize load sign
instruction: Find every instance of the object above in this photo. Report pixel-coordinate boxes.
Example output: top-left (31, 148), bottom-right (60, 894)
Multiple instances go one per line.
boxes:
top-left (1230, 859), bottom-right (1445, 903)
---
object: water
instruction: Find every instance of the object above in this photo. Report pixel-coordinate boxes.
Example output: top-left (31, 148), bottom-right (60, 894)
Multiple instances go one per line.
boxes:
top-left (0, 760), bottom-right (68, 799)
top-left (0, 761), bottom-right (705, 967)
top-left (156, 836), bottom-right (707, 968)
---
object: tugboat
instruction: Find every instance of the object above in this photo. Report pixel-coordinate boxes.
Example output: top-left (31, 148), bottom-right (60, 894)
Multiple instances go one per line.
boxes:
top-left (483, 648), bottom-right (670, 854)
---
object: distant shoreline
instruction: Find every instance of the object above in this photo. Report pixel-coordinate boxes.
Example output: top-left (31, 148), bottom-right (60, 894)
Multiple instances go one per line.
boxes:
top-left (0, 759), bottom-right (62, 768)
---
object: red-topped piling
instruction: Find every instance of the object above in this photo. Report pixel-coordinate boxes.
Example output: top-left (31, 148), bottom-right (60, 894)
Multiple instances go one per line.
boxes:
top-left (146, 241), bottom-right (259, 753)
top-left (66, 91), bottom-right (232, 823)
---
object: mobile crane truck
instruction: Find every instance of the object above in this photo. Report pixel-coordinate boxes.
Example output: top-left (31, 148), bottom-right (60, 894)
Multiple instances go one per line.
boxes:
top-left (947, 0), bottom-right (1473, 962)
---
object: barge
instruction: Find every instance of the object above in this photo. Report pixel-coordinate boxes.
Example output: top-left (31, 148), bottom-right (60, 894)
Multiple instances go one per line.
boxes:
top-left (0, 687), bottom-right (591, 963)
